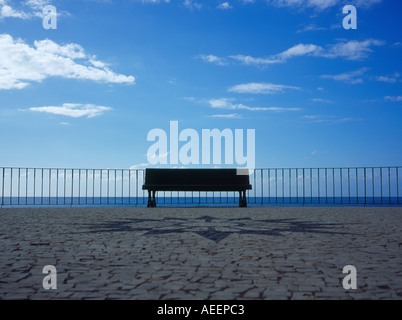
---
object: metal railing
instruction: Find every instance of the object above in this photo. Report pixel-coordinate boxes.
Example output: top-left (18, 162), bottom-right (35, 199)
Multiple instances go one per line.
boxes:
top-left (0, 166), bottom-right (401, 207)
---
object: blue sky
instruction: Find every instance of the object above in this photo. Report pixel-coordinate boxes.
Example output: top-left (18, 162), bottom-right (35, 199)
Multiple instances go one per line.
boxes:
top-left (0, 0), bottom-right (401, 170)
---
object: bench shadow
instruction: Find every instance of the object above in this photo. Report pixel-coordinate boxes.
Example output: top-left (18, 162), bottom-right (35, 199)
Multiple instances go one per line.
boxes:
top-left (71, 216), bottom-right (356, 243)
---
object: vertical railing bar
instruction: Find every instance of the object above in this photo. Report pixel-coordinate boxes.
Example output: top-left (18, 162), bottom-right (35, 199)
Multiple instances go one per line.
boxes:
top-left (86, 169), bottom-right (89, 205)
top-left (10, 168), bottom-right (13, 205)
top-left (143, 170), bottom-right (147, 205)
top-left (380, 168), bottom-right (383, 204)
top-left (254, 169), bottom-right (256, 204)
top-left (296, 168), bottom-right (298, 204)
top-left (18, 168), bottom-right (21, 205)
top-left (268, 169), bottom-right (270, 204)
top-left (56, 169), bottom-right (59, 205)
top-left (107, 169), bottom-right (110, 205)
top-left (67, 169), bottom-right (69, 205)
top-left (303, 168), bottom-right (305, 204)
top-left (372, 167), bottom-right (375, 204)
top-left (388, 167), bottom-right (391, 204)
top-left (364, 168), bottom-right (366, 205)
top-left (317, 168), bottom-right (320, 204)
top-left (122, 170), bottom-right (124, 205)
top-left (288, 169), bottom-right (291, 204)
top-left (129, 169), bottom-right (131, 205)
top-left (340, 169), bottom-right (343, 204)
top-left (78, 169), bottom-right (81, 205)
top-left (100, 170), bottom-right (103, 205)
top-left (325, 168), bottom-right (327, 204)
top-left (33, 168), bottom-right (36, 205)
top-left (310, 168), bottom-right (312, 203)
top-left (49, 169), bottom-right (52, 205)
top-left (114, 169), bottom-right (117, 205)
top-left (332, 168), bottom-right (335, 204)
top-left (71, 169), bottom-right (74, 205)
top-left (92, 169), bottom-right (95, 205)
top-left (397, 167), bottom-right (400, 205)
top-left (136, 170), bottom-right (138, 205)
top-left (48, 169), bottom-right (52, 205)
top-left (348, 168), bottom-right (350, 204)
top-left (99, 169), bottom-right (103, 205)
top-left (261, 169), bottom-right (263, 204)
top-left (1, 168), bottom-right (4, 206)
top-left (356, 168), bottom-right (358, 204)
top-left (282, 168), bottom-right (284, 204)
top-left (25, 168), bottom-right (28, 205)
top-left (41, 168), bottom-right (44, 205)
top-left (275, 169), bottom-right (277, 204)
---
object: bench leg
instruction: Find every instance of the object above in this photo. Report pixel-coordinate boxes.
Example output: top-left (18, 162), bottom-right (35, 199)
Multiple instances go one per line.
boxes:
top-left (239, 190), bottom-right (247, 207)
top-left (147, 191), bottom-right (157, 207)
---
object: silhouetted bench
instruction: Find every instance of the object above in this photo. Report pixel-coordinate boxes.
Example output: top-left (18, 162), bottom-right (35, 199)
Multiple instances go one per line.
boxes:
top-left (142, 168), bottom-right (252, 207)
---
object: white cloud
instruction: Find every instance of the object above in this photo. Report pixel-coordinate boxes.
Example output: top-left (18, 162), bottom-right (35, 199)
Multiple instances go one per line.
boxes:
top-left (0, 0), bottom-right (53, 19)
top-left (265, 0), bottom-right (381, 10)
top-left (208, 113), bottom-right (242, 119)
top-left (229, 44), bottom-right (321, 66)
top-left (130, 163), bottom-right (149, 170)
top-left (217, 2), bottom-right (233, 9)
top-left (139, 0), bottom-right (170, 3)
top-left (321, 67), bottom-right (369, 84)
top-left (374, 72), bottom-right (400, 83)
top-left (208, 98), bottom-right (301, 111)
top-left (197, 54), bottom-right (227, 66)
top-left (183, 0), bottom-right (202, 10)
top-left (228, 82), bottom-right (301, 94)
top-left (0, 34), bottom-right (135, 90)
top-left (322, 39), bottom-right (384, 61)
top-left (296, 24), bottom-right (326, 33)
top-left (303, 115), bottom-right (361, 124)
top-left (384, 96), bottom-right (402, 102)
top-left (1, 4), bottom-right (30, 18)
top-left (311, 98), bottom-right (334, 103)
top-left (202, 40), bottom-right (383, 67)
top-left (29, 103), bottom-right (113, 118)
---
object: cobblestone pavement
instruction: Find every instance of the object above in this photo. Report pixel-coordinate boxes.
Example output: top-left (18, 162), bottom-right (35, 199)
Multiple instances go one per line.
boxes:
top-left (0, 206), bottom-right (401, 300)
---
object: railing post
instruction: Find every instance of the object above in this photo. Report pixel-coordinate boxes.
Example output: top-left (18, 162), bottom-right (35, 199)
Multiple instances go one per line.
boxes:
top-left (1, 168), bottom-right (4, 206)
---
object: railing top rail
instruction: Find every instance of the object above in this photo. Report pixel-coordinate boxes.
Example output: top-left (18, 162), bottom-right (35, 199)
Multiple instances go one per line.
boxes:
top-left (1, 166), bottom-right (402, 171)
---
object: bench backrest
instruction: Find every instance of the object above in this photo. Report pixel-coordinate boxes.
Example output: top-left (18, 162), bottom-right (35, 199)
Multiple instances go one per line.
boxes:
top-left (143, 168), bottom-right (251, 191)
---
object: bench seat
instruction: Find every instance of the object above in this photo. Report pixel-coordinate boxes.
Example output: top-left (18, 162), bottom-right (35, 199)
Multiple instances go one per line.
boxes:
top-left (142, 168), bottom-right (252, 207)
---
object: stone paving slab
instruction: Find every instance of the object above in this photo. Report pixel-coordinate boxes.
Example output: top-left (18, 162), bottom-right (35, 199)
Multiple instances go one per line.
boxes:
top-left (0, 206), bottom-right (401, 300)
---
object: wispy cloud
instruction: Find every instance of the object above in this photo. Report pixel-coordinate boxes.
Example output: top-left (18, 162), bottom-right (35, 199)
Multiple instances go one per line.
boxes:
top-left (29, 103), bottom-right (113, 118)
top-left (217, 2), bottom-right (233, 9)
top-left (130, 163), bottom-right (149, 170)
top-left (311, 98), bottom-right (334, 103)
top-left (384, 96), bottom-right (402, 102)
top-left (265, 0), bottom-right (382, 10)
top-left (321, 67), bottom-right (368, 84)
top-left (296, 24), bottom-right (326, 33)
top-left (0, 34), bottom-right (135, 90)
top-left (197, 54), bottom-right (227, 66)
top-left (183, 0), bottom-right (202, 10)
top-left (228, 82), bottom-right (301, 94)
top-left (0, 0), bottom-right (57, 19)
top-left (208, 113), bottom-right (242, 119)
top-left (302, 114), bottom-right (362, 124)
top-left (373, 72), bottom-right (400, 83)
top-left (200, 39), bottom-right (384, 67)
top-left (208, 98), bottom-right (301, 111)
